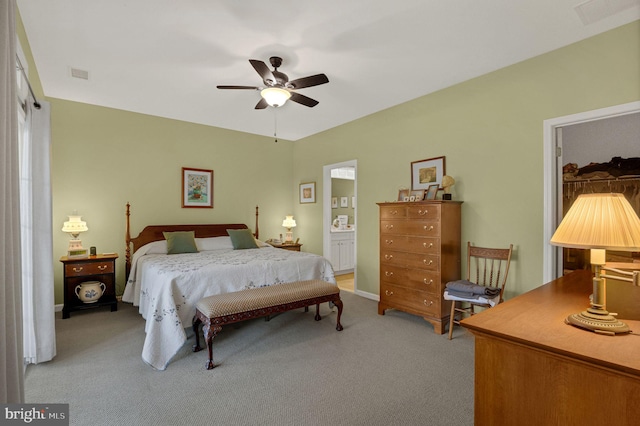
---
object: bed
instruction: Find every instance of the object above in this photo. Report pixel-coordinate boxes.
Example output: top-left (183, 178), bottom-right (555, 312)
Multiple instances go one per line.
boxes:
top-left (122, 204), bottom-right (336, 370)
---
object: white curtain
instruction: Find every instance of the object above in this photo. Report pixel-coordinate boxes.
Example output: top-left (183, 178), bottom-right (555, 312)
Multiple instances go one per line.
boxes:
top-left (20, 99), bottom-right (55, 365)
top-left (1, 0), bottom-right (25, 403)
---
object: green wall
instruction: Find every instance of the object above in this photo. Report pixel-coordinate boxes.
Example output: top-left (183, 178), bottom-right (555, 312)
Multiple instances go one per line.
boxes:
top-left (292, 21), bottom-right (640, 296)
top-left (49, 102), bottom-right (294, 300)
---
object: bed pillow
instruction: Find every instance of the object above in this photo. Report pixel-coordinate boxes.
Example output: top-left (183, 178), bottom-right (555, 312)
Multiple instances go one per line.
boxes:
top-left (227, 229), bottom-right (259, 250)
top-left (141, 240), bottom-right (168, 254)
top-left (195, 236), bottom-right (234, 251)
top-left (163, 231), bottom-right (198, 254)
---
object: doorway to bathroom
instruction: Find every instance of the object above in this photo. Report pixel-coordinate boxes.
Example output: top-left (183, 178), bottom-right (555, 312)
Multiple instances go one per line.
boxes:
top-left (323, 160), bottom-right (357, 292)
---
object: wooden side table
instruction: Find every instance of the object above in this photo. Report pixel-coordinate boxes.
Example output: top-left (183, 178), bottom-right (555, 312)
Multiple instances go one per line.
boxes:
top-left (268, 242), bottom-right (302, 252)
top-left (60, 253), bottom-right (118, 319)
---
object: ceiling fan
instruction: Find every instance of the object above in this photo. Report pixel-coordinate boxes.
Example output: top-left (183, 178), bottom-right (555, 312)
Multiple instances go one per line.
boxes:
top-left (217, 56), bottom-right (329, 109)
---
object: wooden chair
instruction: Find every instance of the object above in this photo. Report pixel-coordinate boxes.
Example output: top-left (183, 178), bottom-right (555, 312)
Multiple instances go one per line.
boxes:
top-left (445, 242), bottom-right (513, 340)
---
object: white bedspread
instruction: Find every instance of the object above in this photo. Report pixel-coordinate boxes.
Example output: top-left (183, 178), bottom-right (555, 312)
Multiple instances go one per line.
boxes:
top-left (122, 240), bottom-right (336, 370)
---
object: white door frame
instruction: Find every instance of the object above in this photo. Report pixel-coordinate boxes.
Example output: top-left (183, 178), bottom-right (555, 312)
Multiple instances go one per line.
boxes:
top-left (542, 101), bottom-right (640, 283)
top-left (323, 160), bottom-right (357, 289)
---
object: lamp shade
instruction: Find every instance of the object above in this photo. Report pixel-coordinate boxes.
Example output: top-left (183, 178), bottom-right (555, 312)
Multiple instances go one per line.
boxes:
top-left (282, 215), bottom-right (297, 229)
top-left (261, 87), bottom-right (291, 107)
top-left (62, 215), bottom-right (88, 236)
top-left (550, 193), bottom-right (640, 251)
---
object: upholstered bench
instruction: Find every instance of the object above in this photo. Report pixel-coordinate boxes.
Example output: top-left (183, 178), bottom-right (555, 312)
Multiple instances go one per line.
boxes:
top-left (192, 280), bottom-right (344, 370)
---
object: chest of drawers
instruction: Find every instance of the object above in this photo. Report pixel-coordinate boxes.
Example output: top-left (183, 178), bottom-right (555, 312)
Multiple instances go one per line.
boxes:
top-left (377, 201), bottom-right (462, 334)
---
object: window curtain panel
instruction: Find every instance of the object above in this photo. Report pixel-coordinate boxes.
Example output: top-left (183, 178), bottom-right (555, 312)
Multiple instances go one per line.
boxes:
top-left (21, 99), bottom-right (55, 366)
top-left (1, 0), bottom-right (25, 403)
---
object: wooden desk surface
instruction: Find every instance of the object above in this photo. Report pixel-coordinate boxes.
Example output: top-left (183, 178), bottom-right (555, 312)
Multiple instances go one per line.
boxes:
top-left (461, 269), bottom-right (640, 377)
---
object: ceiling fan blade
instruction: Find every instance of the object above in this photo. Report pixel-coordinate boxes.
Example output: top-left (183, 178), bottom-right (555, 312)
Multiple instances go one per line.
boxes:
top-left (289, 92), bottom-right (319, 108)
top-left (288, 74), bottom-right (329, 90)
top-left (249, 59), bottom-right (275, 84)
top-left (255, 98), bottom-right (269, 109)
top-left (216, 85), bottom-right (259, 90)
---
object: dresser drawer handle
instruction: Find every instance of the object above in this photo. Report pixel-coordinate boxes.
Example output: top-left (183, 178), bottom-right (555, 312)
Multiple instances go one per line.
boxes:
top-left (418, 209), bottom-right (428, 215)
top-left (423, 259), bottom-right (433, 265)
top-left (390, 210), bottom-right (398, 215)
top-left (385, 271), bottom-right (394, 277)
top-left (385, 224), bottom-right (394, 230)
top-left (97, 265), bottom-right (108, 271)
top-left (423, 300), bottom-right (433, 306)
top-left (385, 290), bottom-right (394, 296)
top-left (423, 225), bottom-right (434, 231)
top-left (423, 242), bottom-right (433, 248)
top-left (423, 278), bottom-right (433, 285)
top-left (72, 267), bottom-right (83, 273)
top-left (384, 254), bottom-right (393, 260)
top-left (385, 239), bottom-right (393, 245)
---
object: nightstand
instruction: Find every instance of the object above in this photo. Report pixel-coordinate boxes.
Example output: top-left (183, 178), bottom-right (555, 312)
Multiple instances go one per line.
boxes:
top-left (269, 242), bottom-right (303, 252)
top-left (60, 253), bottom-right (118, 319)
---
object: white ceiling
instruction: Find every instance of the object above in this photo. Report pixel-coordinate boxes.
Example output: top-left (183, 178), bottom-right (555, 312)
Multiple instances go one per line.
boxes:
top-left (17, 0), bottom-right (640, 141)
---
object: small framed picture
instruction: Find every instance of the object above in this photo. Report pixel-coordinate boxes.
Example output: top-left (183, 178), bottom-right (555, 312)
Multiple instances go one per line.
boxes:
top-left (410, 190), bottom-right (425, 201)
top-left (425, 184), bottom-right (439, 200)
top-left (300, 182), bottom-right (316, 203)
top-left (351, 196), bottom-right (356, 208)
top-left (331, 197), bottom-right (338, 208)
top-left (398, 189), bottom-right (410, 201)
top-left (182, 167), bottom-right (213, 208)
top-left (340, 197), bottom-right (348, 207)
top-left (411, 156), bottom-right (446, 190)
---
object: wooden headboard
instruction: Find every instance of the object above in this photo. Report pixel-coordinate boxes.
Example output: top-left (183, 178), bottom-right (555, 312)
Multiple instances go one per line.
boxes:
top-left (125, 203), bottom-right (260, 278)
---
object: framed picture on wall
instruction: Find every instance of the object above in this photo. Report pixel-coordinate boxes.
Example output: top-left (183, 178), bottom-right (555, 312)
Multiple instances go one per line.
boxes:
top-left (411, 156), bottom-right (446, 190)
top-left (340, 197), bottom-right (348, 207)
top-left (300, 182), bottom-right (316, 203)
top-left (182, 167), bottom-right (213, 208)
top-left (331, 197), bottom-right (338, 208)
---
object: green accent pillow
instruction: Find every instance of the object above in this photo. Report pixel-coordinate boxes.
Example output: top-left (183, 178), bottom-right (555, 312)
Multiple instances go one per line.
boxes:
top-left (163, 231), bottom-right (198, 254)
top-left (227, 229), bottom-right (259, 250)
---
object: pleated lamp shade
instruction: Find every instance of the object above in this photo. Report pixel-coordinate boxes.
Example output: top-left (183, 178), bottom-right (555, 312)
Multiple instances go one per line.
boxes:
top-left (550, 193), bottom-right (640, 251)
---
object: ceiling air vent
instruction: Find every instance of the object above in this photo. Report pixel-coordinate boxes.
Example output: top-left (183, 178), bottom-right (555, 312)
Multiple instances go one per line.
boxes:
top-left (70, 68), bottom-right (89, 80)
top-left (574, 0), bottom-right (639, 25)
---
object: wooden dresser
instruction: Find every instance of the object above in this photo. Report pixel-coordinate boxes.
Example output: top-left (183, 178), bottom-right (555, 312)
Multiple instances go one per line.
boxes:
top-left (377, 200), bottom-right (462, 334)
top-left (462, 270), bottom-right (640, 425)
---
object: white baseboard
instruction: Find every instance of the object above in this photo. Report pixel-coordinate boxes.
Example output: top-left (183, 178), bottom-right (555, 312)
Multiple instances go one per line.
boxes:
top-left (54, 304), bottom-right (63, 312)
top-left (354, 289), bottom-right (379, 301)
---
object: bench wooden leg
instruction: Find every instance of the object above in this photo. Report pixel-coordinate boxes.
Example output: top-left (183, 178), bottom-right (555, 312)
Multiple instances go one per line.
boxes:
top-left (314, 303), bottom-right (322, 321)
top-left (192, 316), bottom-right (203, 352)
top-left (334, 298), bottom-right (344, 331)
top-left (202, 322), bottom-right (223, 370)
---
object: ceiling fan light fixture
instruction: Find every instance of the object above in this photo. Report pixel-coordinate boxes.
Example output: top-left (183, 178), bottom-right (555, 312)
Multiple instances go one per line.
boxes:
top-left (260, 87), bottom-right (291, 107)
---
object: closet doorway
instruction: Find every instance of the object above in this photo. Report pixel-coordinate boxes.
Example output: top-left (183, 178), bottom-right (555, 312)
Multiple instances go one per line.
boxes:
top-left (542, 101), bottom-right (640, 282)
top-left (323, 160), bottom-right (357, 292)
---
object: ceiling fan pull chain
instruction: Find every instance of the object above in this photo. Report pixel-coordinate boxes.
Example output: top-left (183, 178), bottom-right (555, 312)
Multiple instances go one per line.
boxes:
top-left (274, 109), bottom-right (278, 143)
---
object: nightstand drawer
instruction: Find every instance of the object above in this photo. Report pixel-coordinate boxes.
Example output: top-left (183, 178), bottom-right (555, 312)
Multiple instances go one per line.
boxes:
top-left (65, 261), bottom-right (114, 276)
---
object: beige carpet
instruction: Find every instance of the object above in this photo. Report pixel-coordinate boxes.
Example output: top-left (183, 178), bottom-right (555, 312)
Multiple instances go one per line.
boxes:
top-left (25, 291), bottom-right (474, 426)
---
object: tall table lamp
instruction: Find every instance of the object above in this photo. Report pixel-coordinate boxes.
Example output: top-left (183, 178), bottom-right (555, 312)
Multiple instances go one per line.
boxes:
top-left (282, 215), bottom-right (296, 243)
top-left (62, 213), bottom-right (89, 257)
top-left (550, 193), bottom-right (640, 335)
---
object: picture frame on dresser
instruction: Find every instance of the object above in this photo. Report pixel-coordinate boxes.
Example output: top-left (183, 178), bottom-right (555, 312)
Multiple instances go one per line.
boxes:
top-left (411, 156), bottom-right (446, 190)
top-left (397, 189), bottom-right (410, 201)
top-left (410, 190), bottom-right (425, 201)
top-left (425, 184), bottom-right (439, 200)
